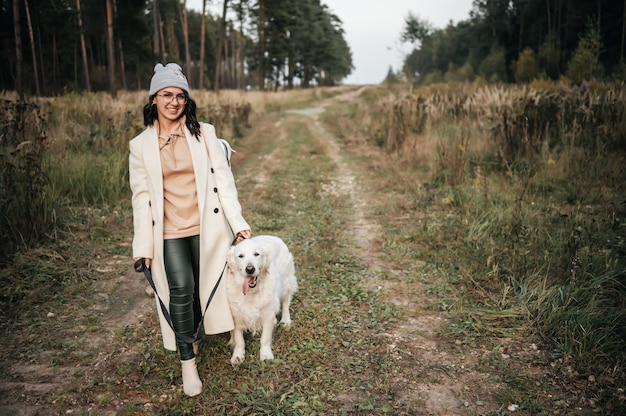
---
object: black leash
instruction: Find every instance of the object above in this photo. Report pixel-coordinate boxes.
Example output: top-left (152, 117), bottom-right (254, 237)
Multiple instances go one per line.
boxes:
top-left (134, 237), bottom-right (240, 345)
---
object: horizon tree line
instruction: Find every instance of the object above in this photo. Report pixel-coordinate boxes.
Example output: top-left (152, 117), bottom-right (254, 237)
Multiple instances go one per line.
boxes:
top-left (400, 0), bottom-right (626, 84)
top-left (2, 0), bottom-right (354, 96)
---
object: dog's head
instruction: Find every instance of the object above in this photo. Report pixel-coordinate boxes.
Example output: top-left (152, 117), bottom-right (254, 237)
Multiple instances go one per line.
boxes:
top-left (226, 238), bottom-right (270, 295)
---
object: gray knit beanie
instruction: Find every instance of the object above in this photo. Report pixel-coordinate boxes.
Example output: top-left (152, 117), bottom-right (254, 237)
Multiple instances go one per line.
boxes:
top-left (149, 63), bottom-right (190, 96)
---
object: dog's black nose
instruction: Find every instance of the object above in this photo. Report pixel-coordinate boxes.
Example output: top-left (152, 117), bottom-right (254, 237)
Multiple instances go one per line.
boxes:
top-left (245, 265), bottom-right (255, 275)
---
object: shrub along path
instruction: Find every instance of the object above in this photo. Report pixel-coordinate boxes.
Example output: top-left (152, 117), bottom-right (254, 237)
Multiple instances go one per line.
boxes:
top-left (0, 88), bottom-right (602, 415)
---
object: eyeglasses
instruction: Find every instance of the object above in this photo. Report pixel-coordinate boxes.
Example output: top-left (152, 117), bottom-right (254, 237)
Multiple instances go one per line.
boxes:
top-left (156, 92), bottom-right (187, 104)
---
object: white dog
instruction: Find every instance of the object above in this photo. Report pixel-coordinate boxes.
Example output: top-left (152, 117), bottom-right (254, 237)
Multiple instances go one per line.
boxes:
top-left (225, 235), bottom-right (298, 363)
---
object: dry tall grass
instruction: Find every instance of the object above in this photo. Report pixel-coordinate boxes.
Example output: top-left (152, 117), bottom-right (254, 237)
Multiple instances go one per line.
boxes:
top-left (361, 81), bottom-right (626, 184)
top-left (329, 80), bottom-right (626, 405)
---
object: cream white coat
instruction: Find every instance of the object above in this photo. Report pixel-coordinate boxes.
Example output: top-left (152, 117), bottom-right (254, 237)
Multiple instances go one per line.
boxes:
top-left (129, 122), bottom-right (250, 351)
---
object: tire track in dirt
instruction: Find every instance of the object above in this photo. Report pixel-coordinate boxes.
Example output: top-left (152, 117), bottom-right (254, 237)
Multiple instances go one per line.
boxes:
top-left (286, 89), bottom-right (504, 415)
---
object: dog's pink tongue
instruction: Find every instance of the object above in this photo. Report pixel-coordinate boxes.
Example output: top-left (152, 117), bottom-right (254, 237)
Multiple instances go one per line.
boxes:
top-left (242, 277), bottom-right (252, 295)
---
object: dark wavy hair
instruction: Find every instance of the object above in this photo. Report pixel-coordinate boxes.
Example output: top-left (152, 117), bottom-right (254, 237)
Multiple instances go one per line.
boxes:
top-left (142, 92), bottom-right (202, 139)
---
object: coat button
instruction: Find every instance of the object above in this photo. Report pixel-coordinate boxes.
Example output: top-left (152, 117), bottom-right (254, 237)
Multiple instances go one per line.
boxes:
top-left (210, 168), bottom-right (215, 173)
top-left (148, 200), bottom-right (151, 206)
top-left (152, 220), bottom-right (155, 226)
top-left (213, 187), bottom-right (218, 193)
top-left (214, 208), bottom-right (219, 213)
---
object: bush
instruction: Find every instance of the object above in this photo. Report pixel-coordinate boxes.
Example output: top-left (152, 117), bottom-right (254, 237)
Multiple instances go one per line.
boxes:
top-left (539, 36), bottom-right (562, 79)
top-left (0, 99), bottom-right (57, 264)
top-left (445, 63), bottom-right (476, 83)
top-left (512, 48), bottom-right (538, 83)
top-left (383, 66), bottom-right (403, 85)
top-left (479, 48), bottom-right (507, 82)
top-left (566, 21), bottom-right (604, 83)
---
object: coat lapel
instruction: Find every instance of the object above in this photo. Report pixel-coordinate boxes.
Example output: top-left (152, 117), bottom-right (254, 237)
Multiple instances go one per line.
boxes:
top-left (187, 130), bottom-right (208, 218)
top-left (143, 126), bottom-right (164, 224)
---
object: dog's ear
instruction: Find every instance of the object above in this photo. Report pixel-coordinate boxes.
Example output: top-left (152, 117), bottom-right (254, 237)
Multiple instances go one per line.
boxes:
top-left (261, 246), bottom-right (271, 274)
top-left (226, 245), bottom-right (236, 268)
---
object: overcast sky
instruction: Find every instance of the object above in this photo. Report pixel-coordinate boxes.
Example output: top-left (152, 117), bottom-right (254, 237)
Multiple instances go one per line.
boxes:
top-left (186, 0), bottom-right (474, 85)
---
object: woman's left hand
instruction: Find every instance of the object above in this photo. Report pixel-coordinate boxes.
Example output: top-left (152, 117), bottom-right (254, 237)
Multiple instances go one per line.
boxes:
top-left (236, 230), bottom-right (251, 241)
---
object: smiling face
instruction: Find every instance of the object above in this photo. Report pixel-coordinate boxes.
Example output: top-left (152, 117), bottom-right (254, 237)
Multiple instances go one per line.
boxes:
top-left (152, 87), bottom-right (186, 126)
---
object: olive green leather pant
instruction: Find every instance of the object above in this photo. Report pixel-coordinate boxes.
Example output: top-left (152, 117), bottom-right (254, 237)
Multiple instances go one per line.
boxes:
top-left (164, 235), bottom-right (201, 360)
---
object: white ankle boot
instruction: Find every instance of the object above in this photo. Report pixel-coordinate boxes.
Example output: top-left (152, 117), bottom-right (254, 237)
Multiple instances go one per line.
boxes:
top-left (180, 357), bottom-right (202, 396)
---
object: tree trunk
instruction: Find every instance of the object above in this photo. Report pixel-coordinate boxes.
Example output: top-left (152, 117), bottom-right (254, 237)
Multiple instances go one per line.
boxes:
top-left (287, 32), bottom-right (294, 89)
top-left (38, 28), bottom-right (46, 93)
top-left (118, 38), bottom-right (127, 90)
top-left (112, 0), bottom-right (127, 90)
top-left (517, 2), bottom-right (523, 56)
top-left (76, 0), bottom-right (91, 90)
top-left (302, 64), bottom-right (309, 88)
top-left (622, 0), bottom-right (626, 61)
top-left (287, 52), bottom-right (294, 89)
top-left (24, 0), bottom-right (40, 95)
top-left (153, 0), bottom-right (160, 57)
top-left (74, 42), bottom-right (78, 86)
top-left (199, 0), bottom-right (206, 89)
top-left (165, 13), bottom-right (180, 62)
top-left (13, 0), bottom-right (22, 93)
top-left (214, 0), bottom-right (229, 92)
top-left (238, 2), bottom-right (244, 89)
top-left (158, 7), bottom-right (166, 62)
top-left (230, 27), bottom-right (236, 88)
top-left (223, 25), bottom-right (230, 88)
top-left (545, 0), bottom-right (551, 35)
top-left (179, 0), bottom-right (192, 86)
top-left (257, 0), bottom-right (266, 90)
top-left (106, 0), bottom-right (117, 98)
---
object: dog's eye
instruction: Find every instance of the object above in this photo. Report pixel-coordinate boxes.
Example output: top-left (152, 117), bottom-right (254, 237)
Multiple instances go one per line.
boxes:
top-left (254, 252), bottom-right (260, 256)
top-left (238, 254), bottom-right (244, 258)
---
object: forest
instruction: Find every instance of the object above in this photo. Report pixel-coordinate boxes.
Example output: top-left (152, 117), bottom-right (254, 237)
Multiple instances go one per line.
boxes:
top-left (2, 0), bottom-right (354, 95)
top-left (400, 0), bottom-right (625, 84)
top-left (2, 0), bottom-right (625, 97)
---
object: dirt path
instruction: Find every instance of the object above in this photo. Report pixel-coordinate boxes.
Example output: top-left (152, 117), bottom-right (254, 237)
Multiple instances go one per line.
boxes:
top-left (285, 91), bottom-right (509, 414)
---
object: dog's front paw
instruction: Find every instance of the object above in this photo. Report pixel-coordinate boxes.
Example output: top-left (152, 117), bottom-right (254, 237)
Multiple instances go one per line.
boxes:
top-left (230, 345), bottom-right (245, 364)
top-left (259, 347), bottom-right (274, 361)
top-left (230, 352), bottom-right (245, 364)
top-left (280, 317), bottom-right (292, 327)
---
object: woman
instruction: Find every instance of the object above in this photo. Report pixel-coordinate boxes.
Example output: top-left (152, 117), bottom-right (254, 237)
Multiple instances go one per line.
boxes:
top-left (129, 63), bottom-right (251, 396)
